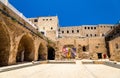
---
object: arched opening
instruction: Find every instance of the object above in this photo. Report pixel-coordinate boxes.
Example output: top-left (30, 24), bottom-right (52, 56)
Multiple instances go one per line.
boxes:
top-left (0, 23), bottom-right (10, 66)
top-left (16, 35), bottom-right (35, 63)
top-left (38, 44), bottom-right (46, 61)
top-left (48, 47), bottom-right (55, 60)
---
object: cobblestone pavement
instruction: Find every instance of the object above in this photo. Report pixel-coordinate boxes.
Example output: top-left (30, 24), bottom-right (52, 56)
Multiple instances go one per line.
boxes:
top-left (0, 61), bottom-right (119, 78)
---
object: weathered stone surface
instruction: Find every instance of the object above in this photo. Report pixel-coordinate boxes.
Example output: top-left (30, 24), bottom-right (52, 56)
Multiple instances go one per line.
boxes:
top-left (0, 2), bottom-right (50, 66)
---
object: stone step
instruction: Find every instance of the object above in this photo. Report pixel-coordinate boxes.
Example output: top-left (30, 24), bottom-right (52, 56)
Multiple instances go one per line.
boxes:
top-left (104, 61), bottom-right (120, 69)
top-left (0, 61), bottom-right (42, 73)
top-left (48, 60), bottom-right (76, 64)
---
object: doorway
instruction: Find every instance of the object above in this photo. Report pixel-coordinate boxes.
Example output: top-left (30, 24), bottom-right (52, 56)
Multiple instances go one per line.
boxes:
top-left (48, 47), bottom-right (55, 60)
top-left (97, 53), bottom-right (102, 59)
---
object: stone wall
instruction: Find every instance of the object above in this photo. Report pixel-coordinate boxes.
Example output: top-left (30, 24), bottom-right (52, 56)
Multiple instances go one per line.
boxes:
top-left (0, 2), bottom-right (49, 66)
top-left (109, 37), bottom-right (120, 61)
top-left (55, 37), bottom-right (107, 60)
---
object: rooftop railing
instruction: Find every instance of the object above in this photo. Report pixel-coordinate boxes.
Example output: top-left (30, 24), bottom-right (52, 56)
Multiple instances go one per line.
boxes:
top-left (0, 0), bottom-right (37, 29)
top-left (0, 0), bottom-right (49, 41)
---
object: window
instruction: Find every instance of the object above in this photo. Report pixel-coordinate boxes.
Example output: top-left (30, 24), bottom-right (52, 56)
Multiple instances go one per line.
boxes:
top-left (62, 31), bottom-right (64, 33)
top-left (41, 32), bottom-right (45, 35)
top-left (102, 34), bottom-right (104, 36)
top-left (90, 34), bottom-right (92, 37)
top-left (88, 27), bottom-right (90, 29)
top-left (67, 30), bottom-right (69, 33)
top-left (86, 34), bottom-right (88, 37)
top-left (50, 19), bottom-right (52, 21)
top-left (51, 27), bottom-right (53, 30)
top-left (34, 19), bottom-right (38, 22)
top-left (91, 27), bottom-right (93, 29)
top-left (43, 19), bottom-right (45, 21)
top-left (72, 30), bottom-right (74, 33)
top-left (95, 34), bottom-right (97, 37)
top-left (77, 30), bottom-right (79, 33)
top-left (94, 27), bottom-right (96, 29)
top-left (84, 27), bottom-right (87, 29)
top-left (46, 19), bottom-right (48, 21)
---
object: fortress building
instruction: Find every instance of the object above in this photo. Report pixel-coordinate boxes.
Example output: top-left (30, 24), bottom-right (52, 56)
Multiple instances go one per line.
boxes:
top-left (29, 16), bottom-right (120, 60)
top-left (29, 16), bottom-right (58, 41)
top-left (0, 0), bottom-right (120, 67)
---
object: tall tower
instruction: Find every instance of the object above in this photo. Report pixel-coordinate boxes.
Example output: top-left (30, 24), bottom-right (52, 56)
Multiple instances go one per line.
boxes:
top-left (28, 16), bottom-right (59, 41)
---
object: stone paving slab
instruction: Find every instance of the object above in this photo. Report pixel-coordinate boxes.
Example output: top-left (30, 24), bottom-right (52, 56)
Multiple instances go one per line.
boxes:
top-left (84, 64), bottom-right (120, 78)
top-left (0, 60), bottom-right (119, 78)
top-left (0, 61), bottom-right (47, 73)
top-left (104, 61), bottom-right (120, 69)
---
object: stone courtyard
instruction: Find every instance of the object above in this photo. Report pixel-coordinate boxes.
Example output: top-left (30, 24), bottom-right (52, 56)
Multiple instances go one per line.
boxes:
top-left (0, 0), bottom-right (120, 78)
top-left (0, 60), bottom-right (120, 78)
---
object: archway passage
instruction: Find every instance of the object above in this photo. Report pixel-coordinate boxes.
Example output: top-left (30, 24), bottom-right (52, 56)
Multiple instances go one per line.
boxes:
top-left (38, 44), bottom-right (46, 61)
top-left (0, 23), bottom-right (10, 66)
top-left (48, 47), bottom-right (55, 60)
top-left (16, 35), bottom-right (35, 63)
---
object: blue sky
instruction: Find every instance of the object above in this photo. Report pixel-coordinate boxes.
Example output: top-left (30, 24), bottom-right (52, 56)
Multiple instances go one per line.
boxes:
top-left (9, 0), bottom-right (120, 26)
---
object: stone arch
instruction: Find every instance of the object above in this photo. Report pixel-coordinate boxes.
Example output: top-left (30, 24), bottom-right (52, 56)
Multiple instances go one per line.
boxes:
top-left (48, 47), bottom-right (55, 60)
top-left (16, 34), bottom-right (35, 63)
top-left (0, 22), bottom-right (10, 66)
top-left (38, 43), bottom-right (47, 61)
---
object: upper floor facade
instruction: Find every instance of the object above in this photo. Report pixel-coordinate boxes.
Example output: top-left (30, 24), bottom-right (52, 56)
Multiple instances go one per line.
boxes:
top-left (28, 16), bottom-right (115, 40)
